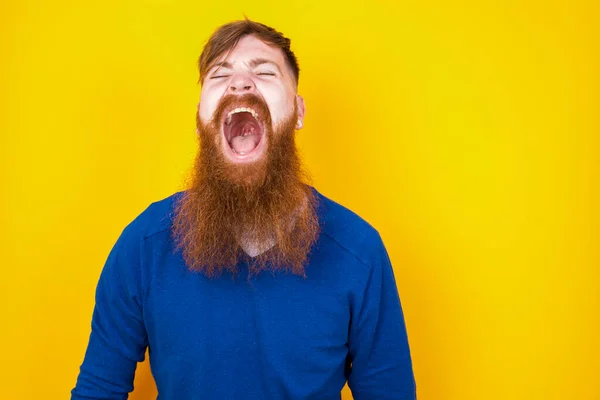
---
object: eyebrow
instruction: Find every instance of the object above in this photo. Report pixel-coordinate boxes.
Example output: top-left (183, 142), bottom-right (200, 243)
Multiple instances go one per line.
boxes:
top-left (209, 58), bottom-right (283, 75)
top-left (248, 58), bottom-right (283, 75)
top-left (212, 61), bottom-right (233, 70)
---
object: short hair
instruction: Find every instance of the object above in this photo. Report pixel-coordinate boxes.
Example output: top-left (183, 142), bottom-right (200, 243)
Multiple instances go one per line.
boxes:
top-left (198, 18), bottom-right (300, 86)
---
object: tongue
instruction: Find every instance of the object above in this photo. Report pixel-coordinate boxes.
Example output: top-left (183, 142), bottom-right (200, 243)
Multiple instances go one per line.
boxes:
top-left (230, 134), bottom-right (260, 154)
top-left (230, 121), bottom-right (261, 154)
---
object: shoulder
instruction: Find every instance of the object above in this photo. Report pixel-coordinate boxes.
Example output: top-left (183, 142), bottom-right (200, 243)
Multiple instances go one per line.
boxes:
top-left (314, 189), bottom-right (385, 266)
top-left (120, 191), bottom-right (182, 242)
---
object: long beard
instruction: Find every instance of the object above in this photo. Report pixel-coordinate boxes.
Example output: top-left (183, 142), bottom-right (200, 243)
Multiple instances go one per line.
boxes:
top-left (172, 95), bottom-right (320, 278)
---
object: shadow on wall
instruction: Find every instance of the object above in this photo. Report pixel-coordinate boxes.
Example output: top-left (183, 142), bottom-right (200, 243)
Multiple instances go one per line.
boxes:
top-left (130, 355), bottom-right (157, 399)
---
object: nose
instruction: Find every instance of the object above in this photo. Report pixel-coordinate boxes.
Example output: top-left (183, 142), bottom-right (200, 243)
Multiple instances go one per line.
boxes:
top-left (228, 73), bottom-right (255, 94)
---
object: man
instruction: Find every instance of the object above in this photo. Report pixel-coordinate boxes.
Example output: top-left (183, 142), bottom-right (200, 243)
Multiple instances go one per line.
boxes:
top-left (72, 18), bottom-right (416, 400)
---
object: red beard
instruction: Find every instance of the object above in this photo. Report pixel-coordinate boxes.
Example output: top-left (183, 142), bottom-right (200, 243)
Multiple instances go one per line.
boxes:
top-left (172, 94), bottom-right (320, 278)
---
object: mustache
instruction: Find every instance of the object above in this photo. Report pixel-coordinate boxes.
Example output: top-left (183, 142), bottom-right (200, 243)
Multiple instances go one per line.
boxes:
top-left (208, 93), bottom-right (272, 131)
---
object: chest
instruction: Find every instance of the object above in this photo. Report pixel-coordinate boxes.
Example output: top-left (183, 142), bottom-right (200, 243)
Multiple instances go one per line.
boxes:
top-left (144, 259), bottom-right (351, 369)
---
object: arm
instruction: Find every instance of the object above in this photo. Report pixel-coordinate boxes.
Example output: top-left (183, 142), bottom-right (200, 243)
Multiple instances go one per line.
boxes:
top-left (71, 225), bottom-right (148, 400)
top-left (347, 236), bottom-right (417, 400)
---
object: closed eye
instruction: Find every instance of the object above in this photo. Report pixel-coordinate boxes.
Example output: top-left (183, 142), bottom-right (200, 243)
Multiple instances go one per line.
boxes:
top-left (257, 72), bottom-right (276, 76)
top-left (210, 75), bottom-right (229, 79)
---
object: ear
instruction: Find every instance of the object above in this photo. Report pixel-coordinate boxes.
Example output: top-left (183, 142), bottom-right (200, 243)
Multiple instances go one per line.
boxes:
top-left (295, 94), bottom-right (306, 130)
top-left (196, 102), bottom-right (201, 135)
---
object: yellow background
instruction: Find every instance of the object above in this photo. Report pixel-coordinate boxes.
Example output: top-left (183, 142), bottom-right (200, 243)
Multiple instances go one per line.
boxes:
top-left (1, 0), bottom-right (598, 399)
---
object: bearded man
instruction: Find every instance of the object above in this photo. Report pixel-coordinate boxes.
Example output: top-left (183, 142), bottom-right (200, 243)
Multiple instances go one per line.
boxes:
top-left (72, 19), bottom-right (416, 400)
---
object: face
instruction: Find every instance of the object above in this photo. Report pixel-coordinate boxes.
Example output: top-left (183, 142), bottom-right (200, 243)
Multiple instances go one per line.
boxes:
top-left (173, 34), bottom-right (319, 277)
top-left (198, 35), bottom-right (305, 164)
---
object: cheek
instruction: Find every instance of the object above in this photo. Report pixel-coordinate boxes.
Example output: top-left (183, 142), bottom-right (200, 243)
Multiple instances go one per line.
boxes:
top-left (199, 91), bottom-right (219, 124)
top-left (263, 86), bottom-right (294, 125)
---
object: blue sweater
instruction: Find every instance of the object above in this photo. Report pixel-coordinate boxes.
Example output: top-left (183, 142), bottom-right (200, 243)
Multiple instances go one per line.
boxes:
top-left (72, 190), bottom-right (416, 399)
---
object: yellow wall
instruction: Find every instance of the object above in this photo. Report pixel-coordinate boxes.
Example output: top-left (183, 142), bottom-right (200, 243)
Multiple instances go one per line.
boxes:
top-left (1, 1), bottom-right (598, 399)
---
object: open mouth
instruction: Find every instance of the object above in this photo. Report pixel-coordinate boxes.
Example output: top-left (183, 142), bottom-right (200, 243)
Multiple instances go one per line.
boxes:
top-left (222, 107), bottom-right (265, 158)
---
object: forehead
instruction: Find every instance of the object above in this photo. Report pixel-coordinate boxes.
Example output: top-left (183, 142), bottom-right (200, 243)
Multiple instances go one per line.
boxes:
top-left (214, 35), bottom-right (287, 68)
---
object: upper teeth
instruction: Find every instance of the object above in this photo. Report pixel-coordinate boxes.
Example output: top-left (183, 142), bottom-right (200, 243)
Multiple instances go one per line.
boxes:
top-left (225, 107), bottom-right (258, 125)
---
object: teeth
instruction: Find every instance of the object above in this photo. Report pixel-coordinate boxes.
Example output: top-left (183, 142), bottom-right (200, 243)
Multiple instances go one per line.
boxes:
top-left (225, 107), bottom-right (259, 125)
top-left (231, 148), bottom-right (248, 156)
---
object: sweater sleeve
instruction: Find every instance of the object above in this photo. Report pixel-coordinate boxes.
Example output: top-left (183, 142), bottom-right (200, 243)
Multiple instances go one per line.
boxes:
top-left (71, 225), bottom-right (148, 400)
top-left (347, 235), bottom-right (417, 400)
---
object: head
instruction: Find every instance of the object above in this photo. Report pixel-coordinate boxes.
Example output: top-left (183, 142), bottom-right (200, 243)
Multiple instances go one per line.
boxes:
top-left (173, 19), bottom-right (319, 278)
